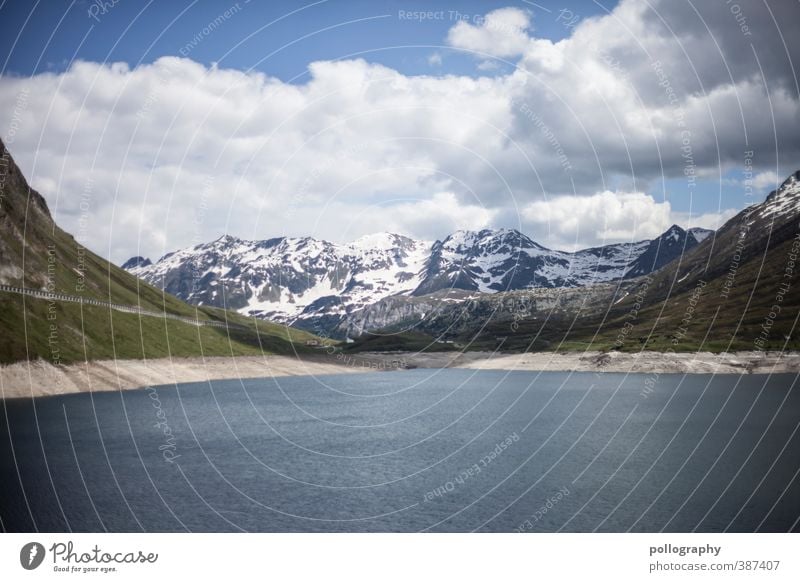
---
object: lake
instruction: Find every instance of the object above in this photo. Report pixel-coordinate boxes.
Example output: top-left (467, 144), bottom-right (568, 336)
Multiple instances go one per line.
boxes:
top-left (1, 369), bottom-right (798, 532)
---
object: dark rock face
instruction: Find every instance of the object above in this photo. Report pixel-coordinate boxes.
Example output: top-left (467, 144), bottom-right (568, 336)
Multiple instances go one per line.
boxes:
top-left (121, 256), bottom-right (152, 270)
top-left (1, 138), bottom-right (56, 288)
top-left (0, 139), bottom-right (52, 222)
top-left (623, 225), bottom-right (705, 279)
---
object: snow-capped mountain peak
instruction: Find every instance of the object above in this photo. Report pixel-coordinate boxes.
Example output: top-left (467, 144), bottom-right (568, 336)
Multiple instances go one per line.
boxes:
top-left (761, 170), bottom-right (800, 219)
top-left (688, 227), bottom-right (713, 243)
top-left (348, 232), bottom-right (417, 252)
top-left (129, 232), bottom-right (432, 322)
top-left (125, 225), bottom-right (714, 329)
top-left (623, 224), bottom-right (708, 279)
top-left (664, 224), bottom-right (683, 242)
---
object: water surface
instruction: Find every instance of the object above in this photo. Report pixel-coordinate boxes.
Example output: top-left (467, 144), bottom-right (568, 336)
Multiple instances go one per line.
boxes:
top-left (1, 369), bottom-right (798, 532)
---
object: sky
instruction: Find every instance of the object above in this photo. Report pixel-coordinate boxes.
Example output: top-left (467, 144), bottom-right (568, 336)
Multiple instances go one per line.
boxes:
top-left (1, 0), bottom-right (798, 263)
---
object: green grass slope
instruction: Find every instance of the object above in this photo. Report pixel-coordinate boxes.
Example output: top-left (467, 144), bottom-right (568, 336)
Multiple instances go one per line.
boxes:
top-left (0, 139), bottom-right (323, 364)
top-left (0, 294), bottom-right (320, 365)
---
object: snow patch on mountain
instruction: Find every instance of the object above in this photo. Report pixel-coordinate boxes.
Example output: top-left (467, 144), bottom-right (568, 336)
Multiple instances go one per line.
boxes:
top-left (129, 233), bottom-right (432, 322)
top-left (688, 227), bottom-right (713, 243)
top-left (760, 171), bottom-right (800, 220)
top-left (125, 225), bottom-right (717, 327)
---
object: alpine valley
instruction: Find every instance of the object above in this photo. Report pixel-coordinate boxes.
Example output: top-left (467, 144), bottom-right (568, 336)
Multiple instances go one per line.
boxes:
top-left (123, 225), bottom-right (712, 336)
top-left (125, 223), bottom-right (712, 338)
top-left (124, 172), bottom-right (800, 352)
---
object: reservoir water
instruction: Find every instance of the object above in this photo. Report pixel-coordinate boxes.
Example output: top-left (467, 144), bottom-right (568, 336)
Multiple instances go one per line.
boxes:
top-left (1, 369), bottom-right (798, 532)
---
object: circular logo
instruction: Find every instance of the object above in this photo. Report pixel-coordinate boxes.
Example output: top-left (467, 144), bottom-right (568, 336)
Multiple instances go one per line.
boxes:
top-left (20, 542), bottom-right (45, 570)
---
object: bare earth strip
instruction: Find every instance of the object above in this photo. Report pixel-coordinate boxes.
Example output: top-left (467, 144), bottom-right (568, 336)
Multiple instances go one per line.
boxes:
top-left (2, 351), bottom-right (798, 399)
top-left (385, 350), bottom-right (800, 375)
top-left (0, 355), bottom-right (374, 399)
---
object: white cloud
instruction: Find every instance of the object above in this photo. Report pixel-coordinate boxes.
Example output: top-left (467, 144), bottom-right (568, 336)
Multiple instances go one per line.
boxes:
top-left (1, 0), bottom-right (797, 262)
top-left (752, 171), bottom-right (780, 191)
top-left (447, 7), bottom-right (532, 58)
top-left (427, 52), bottom-right (442, 67)
top-left (0, 57), bottom-right (515, 261)
top-left (522, 191), bottom-right (674, 249)
top-left (678, 209), bottom-right (738, 232)
top-left (503, 0), bottom-right (800, 186)
top-left (383, 192), bottom-right (496, 239)
top-left (521, 191), bottom-right (737, 250)
top-left (476, 60), bottom-right (501, 71)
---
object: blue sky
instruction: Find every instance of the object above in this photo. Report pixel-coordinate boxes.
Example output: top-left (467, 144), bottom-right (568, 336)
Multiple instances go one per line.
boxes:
top-left (0, 0), bottom-right (796, 260)
top-left (2, 0), bottom-right (612, 79)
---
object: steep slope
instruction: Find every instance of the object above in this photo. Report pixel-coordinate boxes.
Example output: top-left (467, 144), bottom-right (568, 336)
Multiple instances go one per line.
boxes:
top-left (623, 225), bottom-right (708, 278)
top-left (641, 170), bottom-right (800, 303)
top-left (611, 169), bottom-right (800, 351)
top-left (0, 139), bottom-right (319, 364)
top-left (0, 141), bottom-right (200, 316)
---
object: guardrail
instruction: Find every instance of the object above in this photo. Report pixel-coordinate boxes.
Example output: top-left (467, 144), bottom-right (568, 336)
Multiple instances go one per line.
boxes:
top-left (0, 284), bottom-right (246, 330)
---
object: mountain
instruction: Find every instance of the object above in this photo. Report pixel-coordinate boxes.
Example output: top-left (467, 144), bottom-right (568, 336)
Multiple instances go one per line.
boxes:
top-left (127, 232), bottom-right (430, 326)
top-left (0, 138), bottom-right (319, 364)
top-left (644, 169), bottom-right (800, 304)
top-left (623, 224), bottom-right (708, 279)
top-left (592, 169), bottom-right (800, 352)
top-left (126, 225), bottom-right (704, 335)
top-left (411, 228), bottom-right (652, 295)
top-left (348, 170), bottom-right (800, 354)
top-left (688, 227), bottom-right (713, 243)
top-left (120, 256), bottom-right (151, 270)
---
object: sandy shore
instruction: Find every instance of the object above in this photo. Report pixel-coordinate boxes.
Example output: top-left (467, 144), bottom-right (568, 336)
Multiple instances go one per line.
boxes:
top-left (0, 355), bottom-right (375, 399)
top-left (376, 349), bottom-right (800, 375)
top-left (2, 350), bottom-right (798, 399)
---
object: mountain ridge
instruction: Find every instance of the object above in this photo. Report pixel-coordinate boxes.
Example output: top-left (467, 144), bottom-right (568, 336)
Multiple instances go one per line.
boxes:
top-left (125, 223), bottom-right (712, 335)
top-left (346, 168), bottom-right (800, 353)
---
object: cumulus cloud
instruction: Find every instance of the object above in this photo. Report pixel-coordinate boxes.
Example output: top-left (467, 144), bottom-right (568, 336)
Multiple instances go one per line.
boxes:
top-left (678, 209), bottom-right (739, 232)
top-left (522, 191), bottom-right (673, 249)
top-left (0, 0), bottom-right (797, 262)
top-left (521, 191), bottom-right (739, 250)
top-left (447, 7), bottom-right (532, 58)
top-left (752, 171), bottom-right (780, 191)
top-left (0, 57), bottom-right (516, 261)
top-left (504, 0), bottom-right (800, 193)
top-left (427, 52), bottom-right (443, 67)
top-left (383, 192), bottom-right (496, 240)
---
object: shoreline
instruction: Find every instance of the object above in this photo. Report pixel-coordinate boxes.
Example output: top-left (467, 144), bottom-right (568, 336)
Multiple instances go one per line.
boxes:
top-left (0, 355), bottom-right (376, 400)
top-left (378, 350), bottom-right (800, 375)
top-left (2, 350), bottom-right (798, 399)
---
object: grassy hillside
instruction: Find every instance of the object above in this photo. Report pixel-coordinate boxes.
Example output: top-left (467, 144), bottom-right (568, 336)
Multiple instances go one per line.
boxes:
top-left (345, 330), bottom-right (462, 354)
top-left (0, 293), bottom-right (322, 365)
top-left (0, 139), bottom-right (325, 364)
top-left (0, 142), bottom-right (210, 317)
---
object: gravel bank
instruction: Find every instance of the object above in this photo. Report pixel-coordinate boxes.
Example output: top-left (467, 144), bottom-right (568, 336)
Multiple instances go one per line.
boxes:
top-left (3, 350), bottom-right (797, 399)
top-left (373, 350), bottom-right (800, 374)
top-left (0, 355), bottom-right (374, 399)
